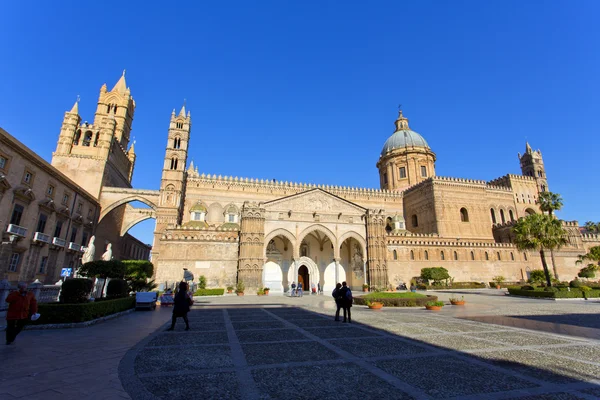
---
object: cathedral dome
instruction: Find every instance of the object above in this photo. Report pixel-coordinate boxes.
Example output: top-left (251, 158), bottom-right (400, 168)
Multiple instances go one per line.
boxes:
top-left (380, 111), bottom-right (430, 156)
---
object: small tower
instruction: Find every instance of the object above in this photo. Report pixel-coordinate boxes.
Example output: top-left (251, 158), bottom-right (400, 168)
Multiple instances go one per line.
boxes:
top-left (157, 104), bottom-right (192, 229)
top-left (518, 142), bottom-right (548, 192)
top-left (51, 72), bottom-right (136, 198)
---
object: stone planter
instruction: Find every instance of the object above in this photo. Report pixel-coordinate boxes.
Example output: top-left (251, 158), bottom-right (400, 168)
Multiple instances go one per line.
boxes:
top-left (236, 292), bottom-right (244, 296)
top-left (450, 301), bottom-right (465, 306)
top-left (363, 288), bottom-right (369, 292)
top-left (227, 290), bottom-right (233, 294)
top-left (425, 305), bottom-right (442, 311)
top-left (496, 285), bottom-right (501, 289)
top-left (367, 302), bottom-right (383, 310)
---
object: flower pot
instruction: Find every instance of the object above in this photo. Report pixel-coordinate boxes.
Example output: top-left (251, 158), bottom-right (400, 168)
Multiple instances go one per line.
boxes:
top-left (363, 288), bottom-right (369, 292)
top-left (236, 292), bottom-right (244, 296)
top-left (368, 302), bottom-right (383, 309)
top-left (450, 301), bottom-right (465, 306)
top-left (264, 290), bottom-right (270, 295)
top-left (425, 305), bottom-right (442, 311)
top-left (496, 285), bottom-right (501, 289)
top-left (227, 290), bottom-right (232, 294)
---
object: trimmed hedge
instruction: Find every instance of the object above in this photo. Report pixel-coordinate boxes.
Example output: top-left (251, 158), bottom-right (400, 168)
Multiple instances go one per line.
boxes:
top-left (489, 281), bottom-right (521, 288)
top-left (193, 288), bottom-right (225, 296)
top-left (420, 282), bottom-right (486, 290)
top-left (354, 295), bottom-right (438, 307)
top-left (34, 297), bottom-right (136, 324)
top-left (507, 288), bottom-right (600, 299)
top-left (107, 279), bottom-right (129, 298)
top-left (59, 278), bottom-right (94, 304)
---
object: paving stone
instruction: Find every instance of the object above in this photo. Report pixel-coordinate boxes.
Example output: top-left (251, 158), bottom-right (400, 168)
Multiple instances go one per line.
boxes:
top-left (140, 372), bottom-right (241, 399)
top-left (134, 345), bottom-right (233, 373)
top-left (147, 331), bottom-right (229, 347)
top-left (380, 323), bottom-right (438, 337)
top-left (414, 334), bottom-right (496, 351)
top-left (305, 326), bottom-right (383, 339)
top-left (419, 321), bottom-right (499, 333)
top-left (476, 350), bottom-right (600, 384)
top-left (288, 318), bottom-right (343, 327)
top-left (510, 392), bottom-right (588, 400)
top-left (232, 320), bottom-right (286, 330)
top-left (545, 345), bottom-right (600, 363)
top-left (373, 355), bottom-right (537, 398)
top-left (471, 331), bottom-right (572, 347)
top-left (242, 341), bottom-right (340, 366)
top-left (236, 328), bottom-right (309, 343)
top-left (252, 363), bottom-right (414, 400)
top-left (328, 337), bottom-right (432, 358)
top-left (579, 387), bottom-right (600, 397)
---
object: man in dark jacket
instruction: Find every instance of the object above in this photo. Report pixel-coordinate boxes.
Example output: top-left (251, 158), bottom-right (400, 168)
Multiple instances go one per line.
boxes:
top-left (332, 283), bottom-right (342, 321)
top-left (339, 281), bottom-right (352, 323)
top-left (6, 282), bottom-right (38, 345)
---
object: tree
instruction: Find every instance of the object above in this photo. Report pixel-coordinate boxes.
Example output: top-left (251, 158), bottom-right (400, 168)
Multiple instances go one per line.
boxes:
top-left (420, 267), bottom-right (450, 285)
top-left (198, 275), bottom-right (207, 290)
top-left (527, 269), bottom-right (546, 284)
top-left (576, 245), bottom-right (600, 266)
top-left (512, 214), bottom-right (567, 287)
top-left (78, 260), bottom-right (127, 298)
top-left (578, 265), bottom-right (599, 279)
top-left (122, 260), bottom-right (156, 292)
top-left (583, 221), bottom-right (600, 234)
top-left (536, 191), bottom-right (563, 216)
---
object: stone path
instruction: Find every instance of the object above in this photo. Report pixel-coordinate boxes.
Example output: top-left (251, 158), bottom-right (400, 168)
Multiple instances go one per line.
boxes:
top-left (121, 300), bottom-right (600, 400)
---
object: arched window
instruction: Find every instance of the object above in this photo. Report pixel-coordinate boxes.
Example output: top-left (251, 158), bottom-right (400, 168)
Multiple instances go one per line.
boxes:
top-left (82, 131), bottom-right (93, 147)
top-left (412, 215), bottom-right (418, 227)
top-left (470, 251), bottom-right (474, 260)
top-left (454, 251), bottom-right (458, 260)
top-left (524, 252), bottom-right (528, 261)
top-left (485, 252), bottom-right (489, 261)
top-left (176, 122), bottom-right (183, 129)
top-left (541, 185), bottom-right (546, 192)
top-left (440, 251), bottom-right (445, 260)
top-left (510, 252), bottom-right (514, 261)
top-left (497, 252), bottom-right (501, 260)
top-left (410, 250), bottom-right (414, 260)
top-left (424, 251), bottom-right (429, 260)
top-left (93, 132), bottom-right (99, 147)
top-left (460, 208), bottom-right (469, 222)
top-left (509, 210), bottom-right (515, 222)
top-left (173, 138), bottom-right (178, 149)
top-left (385, 217), bottom-right (393, 234)
top-left (490, 209), bottom-right (496, 224)
top-left (170, 157), bottom-right (178, 170)
top-left (393, 250), bottom-right (398, 260)
top-left (73, 130), bottom-right (81, 146)
top-left (106, 105), bottom-right (111, 113)
top-left (500, 209), bottom-right (506, 224)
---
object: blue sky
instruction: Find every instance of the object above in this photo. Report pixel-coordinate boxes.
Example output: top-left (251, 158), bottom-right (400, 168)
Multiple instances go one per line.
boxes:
top-left (1, 1), bottom-right (598, 246)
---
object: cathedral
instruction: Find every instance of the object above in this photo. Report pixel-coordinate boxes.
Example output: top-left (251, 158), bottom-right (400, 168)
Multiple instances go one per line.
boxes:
top-left (2, 73), bottom-right (598, 289)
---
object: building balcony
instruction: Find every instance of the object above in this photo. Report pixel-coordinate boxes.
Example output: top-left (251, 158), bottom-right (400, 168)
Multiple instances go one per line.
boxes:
top-left (52, 237), bottom-right (66, 247)
top-left (33, 232), bottom-right (52, 244)
top-left (67, 242), bottom-right (81, 252)
top-left (7, 224), bottom-right (27, 237)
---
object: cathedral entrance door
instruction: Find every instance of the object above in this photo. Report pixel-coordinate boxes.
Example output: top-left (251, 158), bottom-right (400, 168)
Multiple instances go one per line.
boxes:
top-left (298, 265), bottom-right (309, 292)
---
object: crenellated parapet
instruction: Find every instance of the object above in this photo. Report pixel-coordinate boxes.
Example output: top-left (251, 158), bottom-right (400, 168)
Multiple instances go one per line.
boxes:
top-left (160, 226), bottom-right (239, 242)
top-left (387, 237), bottom-right (515, 248)
top-left (188, 172), bottom-right (403, 200)
top-left (403, 176), bottom-right (512, 195)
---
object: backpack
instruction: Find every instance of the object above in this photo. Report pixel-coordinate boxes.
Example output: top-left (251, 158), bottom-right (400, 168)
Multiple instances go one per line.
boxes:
top-left (332, 288), bottom-right (338, 299)
top-left (345, 288), bottom-right (353, 301)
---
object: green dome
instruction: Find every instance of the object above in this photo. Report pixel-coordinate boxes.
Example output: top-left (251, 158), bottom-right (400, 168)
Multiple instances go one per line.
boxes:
top-left (190, 202), bottom-right (207, 212)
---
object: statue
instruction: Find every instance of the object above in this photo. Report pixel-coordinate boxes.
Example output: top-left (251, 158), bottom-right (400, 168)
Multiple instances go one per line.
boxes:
top-left (82, 235), bottom-right (95, 264)
top-left (102, 243), bottom-right (113, 261)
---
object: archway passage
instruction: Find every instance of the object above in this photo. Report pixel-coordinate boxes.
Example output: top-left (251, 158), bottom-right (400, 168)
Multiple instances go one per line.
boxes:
top-left (298, 265), bottom-right (309, 292)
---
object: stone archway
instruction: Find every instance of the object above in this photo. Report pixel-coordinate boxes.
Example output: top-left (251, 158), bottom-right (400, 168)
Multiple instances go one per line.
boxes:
top-left (297, 224), bottom-right (337, 258)
top-left (288, 256), bottom-right (319, 291)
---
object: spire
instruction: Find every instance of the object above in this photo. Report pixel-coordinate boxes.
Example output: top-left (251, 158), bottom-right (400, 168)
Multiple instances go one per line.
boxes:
top-left (128, 140), bottom-right (136, 155)
top-left (525, 142), bottom-right (532, 154)
top-left (394, 109), bottom-right (409, 131)
top-left (187, 160), bottom-right (195, 172)
top-left (69, 96), bottom-right (80, 114)
top-left (179, 99), bottom-right (186, 117)
top-left (111, 70), bottom-right (128, 94)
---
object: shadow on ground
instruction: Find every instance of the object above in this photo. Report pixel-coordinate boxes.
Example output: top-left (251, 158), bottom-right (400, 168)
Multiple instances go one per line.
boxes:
top-left (119, 304), bottom-right (600, 400)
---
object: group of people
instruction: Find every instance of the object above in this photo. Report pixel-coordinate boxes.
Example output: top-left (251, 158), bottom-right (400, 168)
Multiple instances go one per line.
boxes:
top-left (332, 281), bottom-right (353, 323)
top-left (289, 281), bottom-right (323, 297)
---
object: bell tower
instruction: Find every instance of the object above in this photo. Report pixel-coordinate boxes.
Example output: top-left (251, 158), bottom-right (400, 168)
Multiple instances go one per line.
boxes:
top-left (519, 142), bottom-right (548, 193)
top-left (51, 72), bottom-right (136, 198)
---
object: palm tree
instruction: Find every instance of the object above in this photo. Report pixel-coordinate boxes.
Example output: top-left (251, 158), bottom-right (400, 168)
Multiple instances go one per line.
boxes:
top-left (583, 221), bottom-right (600, 234)
top-left (576, 245), bottom-right (600, 266)
top-left (512, 214), bottom-right (567, 287)
top-left (536, 191), bottom-right (563, 216)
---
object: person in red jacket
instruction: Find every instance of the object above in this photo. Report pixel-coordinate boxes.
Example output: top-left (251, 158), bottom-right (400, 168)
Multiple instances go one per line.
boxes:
top-left (5, 282), bottom-right (38, 345)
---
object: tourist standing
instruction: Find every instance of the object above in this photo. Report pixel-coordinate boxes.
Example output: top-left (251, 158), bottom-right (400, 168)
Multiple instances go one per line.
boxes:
top-left (291, 281), bottom-right (296, 297)
top-left (167, 282), bottom-right (193, 331)
top-left (297, 282), bottom-right (303, 297)
top-left (332, 283), bottom-right (342, 321)
top-left (5, 282), bottom-right (38, 345)
top-left (311, 282), bottom-right (316, 295)
top-left (317, 282), bottom-right (322, 295)
top-left (339, 281), bottom-right (353, 323)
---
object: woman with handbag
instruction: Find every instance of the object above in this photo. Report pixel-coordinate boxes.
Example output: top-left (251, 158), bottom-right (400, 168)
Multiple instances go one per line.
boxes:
top-left (166, 281), bottom-right (193, 331)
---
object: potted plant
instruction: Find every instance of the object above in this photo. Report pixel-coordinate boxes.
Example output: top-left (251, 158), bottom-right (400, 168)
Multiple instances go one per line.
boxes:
top-left (263, 287), bottom-right (270, 295)
top-left (449, 296), bottom-right (466, 306)
top-left (493, 276), bottom-right (505, 289)
top-left (366, 300), bottom-right (384, 310)
top-left (425, 301), bottom-right (444, 311)
top-left (235, 280), bottom-right (245, 296)
top-left (257, 288), bottom-right (265, 296)
top-left (226, 286), bottom-right (234, 294)
top-left (362, 284), bottom-right (369, 292)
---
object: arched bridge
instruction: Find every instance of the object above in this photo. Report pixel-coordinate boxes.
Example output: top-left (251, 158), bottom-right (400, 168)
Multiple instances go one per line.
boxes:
top-left (99, 187), bottom-right (160, 223)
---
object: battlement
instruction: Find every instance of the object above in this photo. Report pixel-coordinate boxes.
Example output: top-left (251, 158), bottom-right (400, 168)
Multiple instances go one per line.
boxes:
top-left (387, 236), bottom-right (515, 248)
top-left (582, 233), bottom-right (600, 242)
top-left (561, 220), bottom-right (580, 227)
top-left (487, 174), bottom-right (537, 188)
top-left (188, 172), bottom-right (403, 199)
top-left (161, 225), bottom-right (239, 242)
top-left (403, 176), bottom-right (512, 195)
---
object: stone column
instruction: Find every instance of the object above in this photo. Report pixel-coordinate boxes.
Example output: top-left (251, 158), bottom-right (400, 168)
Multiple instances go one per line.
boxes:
top-left (237, 202), bottom-right (265, 290)
top-left (334, 258), bottom-right (340, 284)
top-left (366, 209), bottom-right (389, 289)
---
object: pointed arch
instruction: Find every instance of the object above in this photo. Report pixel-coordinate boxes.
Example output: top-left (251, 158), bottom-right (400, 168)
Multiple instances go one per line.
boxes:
top-left (338, 231), bottom-right (367, 261)
top-left (264, 228), bottom-right (296, 256)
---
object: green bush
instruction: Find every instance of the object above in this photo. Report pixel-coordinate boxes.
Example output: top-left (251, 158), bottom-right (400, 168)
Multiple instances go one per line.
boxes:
top-left (570, 280), bottom-right (584, 288)
top-left (354, 294), bottom-right (437, 307)
top-left (122, 260), bottom-right (155, 292)
top-left (420, 267), bottom-right (450, 284)
top-left (544, 287), bottom-right (559, 292)
top-left (520, 285), bottom-right (535, 290)
top-left (59, 278), bottom-right (94, 304)
top-left (585, 290), bottom-right (600, 298)
top-left (34, 297), bottom-right (135, 324)
top-left (449, 282), bottom-right (486, 289)
top-left (580, 286), bottom-right (592, 292)
top-left (362, 292), bottom-right (426, 299)
top-left (193, 288), bottom-right (225, 296)
top-left (107, 279), bottom-right (129, 298)
top-left (426, 301), bottom-right (445, 307)
top-left (236, 280), bottom-right (245, 293)
top-left (198, 275), bottom-right (207, 290)
top-left (578, 265), bottom-right (598, 279)
top-left (528, 270), bottom-right (546, 284)
top-left (489, 281), bottom-right (521, 288)
top-left (508, 288), bottom-right (554, 298)
top-left (416, 283), bottom-right (427, 290)
top-left (554, 285), bottom-right (569, 291)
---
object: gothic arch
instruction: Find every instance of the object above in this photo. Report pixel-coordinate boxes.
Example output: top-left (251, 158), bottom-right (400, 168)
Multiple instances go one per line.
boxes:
top-left (264, 228), bottom-right (296, 256)
top-left (338, 231), bottom-right (367, 260)
top-left (99, 195), bottom-right (158, 222)
top-left (297, 224), bottom-right (337, 258)
top-left (207, 202), bottom-right (224, 223)
top-left (120, 209), bottom-right (157, 236)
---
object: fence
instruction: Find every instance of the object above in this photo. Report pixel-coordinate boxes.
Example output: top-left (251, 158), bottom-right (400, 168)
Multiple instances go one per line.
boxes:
top-left (0, 279), bottom-right (61, 311)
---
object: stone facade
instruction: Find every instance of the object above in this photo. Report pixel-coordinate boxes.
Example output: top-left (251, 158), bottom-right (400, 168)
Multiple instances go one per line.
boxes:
top-left (5, 74), bottom-right (600, 290)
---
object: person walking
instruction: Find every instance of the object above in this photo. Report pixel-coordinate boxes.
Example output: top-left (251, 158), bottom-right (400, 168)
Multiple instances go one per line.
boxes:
top-left (5, 282), bottom-right (38, 345)
top-left (167, 282), bottom-right (193, 331)
top-left (291, 281), bottom-right (296, 297)
top-left (297, 281), bottom-right (303, 297)
top-left (332, 283), bottom-right (342, 321)
top-left (311, 282), bottom-right (316, 295)
top-left (339, 281), bottom-right (353, 323)
top-left (317, 282), bottom-right (322, 295)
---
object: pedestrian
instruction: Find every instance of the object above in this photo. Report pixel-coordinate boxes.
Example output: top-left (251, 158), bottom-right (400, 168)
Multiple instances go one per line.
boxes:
top-left (332, 283), bottom-right (342, 321)
top-left (317, 282), bottom-right (322, 295)
top-left (291, 281), bottom-right (296, 297)
top-left (167, 281), bottom-right (193, 331)
top-left (339, 281), bottom-right (353, 323)
top-left (311, 282), bottom-right (316, 295)
top-left (5, 282), bottom-right (38, 345)
top-left (297, 281), bottom-right (303, 297)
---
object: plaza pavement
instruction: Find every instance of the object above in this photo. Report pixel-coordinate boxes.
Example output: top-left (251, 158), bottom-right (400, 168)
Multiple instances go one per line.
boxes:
top-left (1, 290), bottom-right (600, 399)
